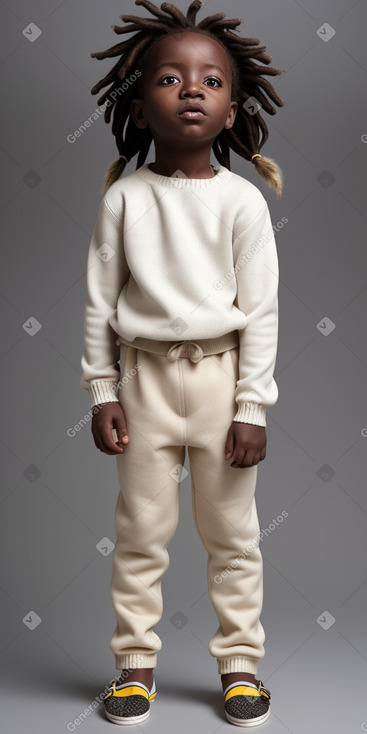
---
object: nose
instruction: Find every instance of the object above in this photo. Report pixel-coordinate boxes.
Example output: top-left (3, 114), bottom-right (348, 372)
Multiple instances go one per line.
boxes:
top-left (181, 77), bottom-right (204, 98)
top-left (182, 88), bottom-right (204, 99)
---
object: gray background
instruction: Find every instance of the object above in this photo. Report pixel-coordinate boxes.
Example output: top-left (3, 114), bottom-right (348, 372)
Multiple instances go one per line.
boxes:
top-left (1, 0), bottom-right (366, 732)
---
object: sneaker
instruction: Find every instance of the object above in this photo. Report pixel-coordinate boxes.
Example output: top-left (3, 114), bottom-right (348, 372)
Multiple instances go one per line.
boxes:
top-left (102, 677), bottom-right (157, 725)
top-left (223, 679), bottom-right (271, 727)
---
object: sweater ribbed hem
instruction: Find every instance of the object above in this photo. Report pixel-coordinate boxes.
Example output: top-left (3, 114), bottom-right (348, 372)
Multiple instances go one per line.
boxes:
top-left (217, 657), bottom-right (259, 675)
top-left (136, 162), bottom-right (231, 189)
top-left (233, 402), bottom-right (267, 426)
top-left (89, 380), bottom-right (120, 408)
top-left (117, 329), bottom-right (239, 357)
top-left (115, 653), bottom-right (157, 670)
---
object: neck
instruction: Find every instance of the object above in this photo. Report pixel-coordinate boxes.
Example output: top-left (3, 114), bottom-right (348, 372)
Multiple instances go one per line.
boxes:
top-left (149, 148), bottom-right (216, 179)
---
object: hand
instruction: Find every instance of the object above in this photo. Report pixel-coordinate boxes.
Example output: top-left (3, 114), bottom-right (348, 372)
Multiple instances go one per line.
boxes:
top-left (225, 421), bottom-right (267, 468)
top-left (91, 402), bottom-right (129, 456)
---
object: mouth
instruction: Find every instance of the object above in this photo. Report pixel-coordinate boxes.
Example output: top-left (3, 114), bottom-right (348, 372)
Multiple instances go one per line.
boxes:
top-left (178, 104), bottom-right (206, 119)
top-left (179, 110), bottom-right (205, 119)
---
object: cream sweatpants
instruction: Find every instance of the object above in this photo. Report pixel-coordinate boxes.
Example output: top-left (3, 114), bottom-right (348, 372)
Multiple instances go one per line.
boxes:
top-left (109, 342), bottom-right (266, 675)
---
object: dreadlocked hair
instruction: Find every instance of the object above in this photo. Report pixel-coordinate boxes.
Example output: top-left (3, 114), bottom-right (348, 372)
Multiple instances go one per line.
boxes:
top-left (90, 0), bottom-right (286, 197)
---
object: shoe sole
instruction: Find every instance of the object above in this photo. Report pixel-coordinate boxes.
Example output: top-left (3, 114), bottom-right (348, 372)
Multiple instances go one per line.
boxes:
top-left (104, 696), bottom-right (155, 726)
top-left (225, 708), bottom-right (270, 727)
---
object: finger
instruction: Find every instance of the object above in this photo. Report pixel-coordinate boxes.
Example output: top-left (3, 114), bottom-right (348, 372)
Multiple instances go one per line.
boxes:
top-left (225, 430), bottom-right (234, 459)
top-left (233, 450), bottom-right (257, 468)
top-left (231, 457), bottom-right (249, 468)
top-left (230, 449), bottom-right (244, 468)
top-left (100, 427), bottom-right (125, 455)
top-left (92, 431), bottom-right (106, 453)
top-left (115, 417), bottom-right (129, 447)
top-left (248, 450), bottom-right (261, 466)
top-left (92, 425), bottom-right (116, 455)
top-left (250, 450), bottom-right (261, 466)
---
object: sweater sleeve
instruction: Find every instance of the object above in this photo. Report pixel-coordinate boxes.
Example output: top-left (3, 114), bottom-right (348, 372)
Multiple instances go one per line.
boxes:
top-left (232, 198), bottom-right (279, 426)
top-left (79, 196), bottom-right (130, 408)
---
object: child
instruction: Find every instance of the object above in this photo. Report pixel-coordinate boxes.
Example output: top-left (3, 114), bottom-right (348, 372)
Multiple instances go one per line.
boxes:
top-left (80, 0), bottom-right (286, 726)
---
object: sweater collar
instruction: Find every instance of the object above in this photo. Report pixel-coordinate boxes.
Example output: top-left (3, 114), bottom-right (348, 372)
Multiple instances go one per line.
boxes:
top-left (135, 163), bottom-right (231, 189)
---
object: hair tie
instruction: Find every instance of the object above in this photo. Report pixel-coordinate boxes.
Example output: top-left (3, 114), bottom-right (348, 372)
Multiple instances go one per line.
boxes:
top-left (119, 155), bottom-right (128, 162)
top-left (251, 154), bottom-right (262, 163)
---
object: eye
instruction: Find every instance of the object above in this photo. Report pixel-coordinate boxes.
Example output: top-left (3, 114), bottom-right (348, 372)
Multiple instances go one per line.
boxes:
top-left (160, 75), bottom-right (179, 85)
top-left (205, 77), bottom-right (222, 87)
top-left (159, 74), bottom-right (222, 87)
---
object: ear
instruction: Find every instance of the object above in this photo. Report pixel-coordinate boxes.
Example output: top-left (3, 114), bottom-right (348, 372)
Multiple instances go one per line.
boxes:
top-left (224, 101), bottom-right (238, 130)
top-left (130, 99), bottom-right (149, 129)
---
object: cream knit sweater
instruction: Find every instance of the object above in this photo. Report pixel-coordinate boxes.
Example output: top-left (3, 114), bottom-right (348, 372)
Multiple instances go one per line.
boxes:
top-left (80, 163), bottom-right (279, 426)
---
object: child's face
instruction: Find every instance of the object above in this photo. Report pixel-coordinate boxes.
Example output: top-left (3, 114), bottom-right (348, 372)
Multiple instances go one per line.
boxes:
top-left (130, 31), bottom-right (238, 148)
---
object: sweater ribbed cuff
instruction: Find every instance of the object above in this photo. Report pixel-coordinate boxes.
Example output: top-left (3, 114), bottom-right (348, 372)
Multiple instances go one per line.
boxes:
top-left (115, 653), bottom-right (157, 670)
top-left (217, 656), bottom-right (259, 674)
top-left (233, 402), bottom-right (267, 426)
top-left (89, 380), bottom-right (120, 408)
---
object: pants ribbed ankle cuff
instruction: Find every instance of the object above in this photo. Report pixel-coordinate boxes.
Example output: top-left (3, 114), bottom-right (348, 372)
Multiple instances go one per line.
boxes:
top-left (217, 657), bottom-right (259, 674)
top-left (115, 653), bottom-right (157, 670)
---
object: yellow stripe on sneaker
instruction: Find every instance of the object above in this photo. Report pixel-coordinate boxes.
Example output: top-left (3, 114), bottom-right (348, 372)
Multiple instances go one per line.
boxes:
top-left (225, 685), bottom-right (261, 702)
top-left (112, 684), bottom-right (149, 699)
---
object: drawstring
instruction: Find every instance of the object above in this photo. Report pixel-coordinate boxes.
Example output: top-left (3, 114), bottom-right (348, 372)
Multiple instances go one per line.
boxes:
top-left (166, 341), bottom-right (204, 363)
